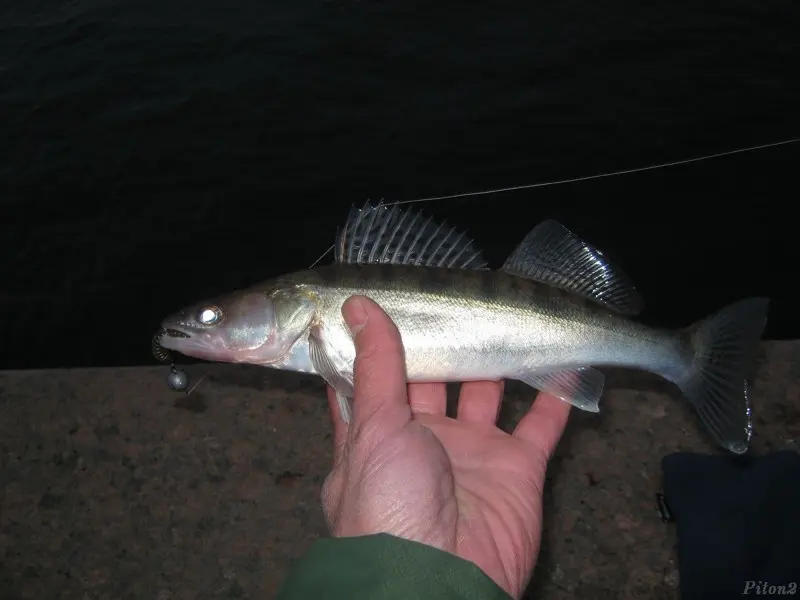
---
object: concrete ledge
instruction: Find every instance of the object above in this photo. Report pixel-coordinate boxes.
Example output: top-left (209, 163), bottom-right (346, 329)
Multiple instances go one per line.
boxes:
top-left (1, 342), bottom-right (798, 599)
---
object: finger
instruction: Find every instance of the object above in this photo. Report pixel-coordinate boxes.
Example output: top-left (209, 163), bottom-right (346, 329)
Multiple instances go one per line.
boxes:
top-left (325, 385), bottom-right (348, 466)
top-left (513, 392), bottom-right (572, 459)
top-left (342, 296), bottom-right (412, 432)
top-left (408, 382), bottom-right (447, 417)
top-left (457, 380), bottom-right (504, 424)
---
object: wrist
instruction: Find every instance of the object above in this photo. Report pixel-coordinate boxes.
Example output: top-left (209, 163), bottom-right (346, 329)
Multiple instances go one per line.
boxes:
top-left (277, 533), bottom-right (513, 600)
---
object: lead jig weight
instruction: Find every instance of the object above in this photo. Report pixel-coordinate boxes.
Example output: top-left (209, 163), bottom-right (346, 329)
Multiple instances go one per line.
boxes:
top-left (166, 364), bottom-right (190, 392)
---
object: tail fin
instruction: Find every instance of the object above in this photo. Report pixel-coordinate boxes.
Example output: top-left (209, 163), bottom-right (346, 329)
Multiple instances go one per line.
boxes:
top-left (677, 297), bottom-right (769, 454)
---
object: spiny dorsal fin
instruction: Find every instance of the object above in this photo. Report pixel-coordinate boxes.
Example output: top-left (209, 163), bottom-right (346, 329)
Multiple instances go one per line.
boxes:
top-left (335, 201), bottom-right (489, 269)
top-left (503, 219), bottom-right (644, 316)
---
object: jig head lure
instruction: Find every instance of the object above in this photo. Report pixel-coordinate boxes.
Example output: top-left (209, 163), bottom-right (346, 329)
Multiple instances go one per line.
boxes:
top-left (152, 328), bottom-right (191, 392)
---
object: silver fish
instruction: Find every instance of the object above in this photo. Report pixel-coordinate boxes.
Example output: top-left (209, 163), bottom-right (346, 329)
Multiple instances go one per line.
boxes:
top-left (156, 202), bottom-right (769, 454)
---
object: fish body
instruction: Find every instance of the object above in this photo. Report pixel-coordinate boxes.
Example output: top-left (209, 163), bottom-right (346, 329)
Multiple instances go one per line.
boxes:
top-left (157, 202), bottom-right (769, 454)
top-left (268, 264), bottom-right (687, 384)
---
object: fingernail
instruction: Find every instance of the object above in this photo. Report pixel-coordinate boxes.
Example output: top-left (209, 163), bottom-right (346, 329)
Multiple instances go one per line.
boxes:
top-left (343, 296), bottom-right (368, 335)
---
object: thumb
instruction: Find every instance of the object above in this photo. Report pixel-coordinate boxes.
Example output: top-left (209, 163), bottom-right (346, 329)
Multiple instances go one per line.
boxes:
top-left (342, 296), bottom-right (412, 434)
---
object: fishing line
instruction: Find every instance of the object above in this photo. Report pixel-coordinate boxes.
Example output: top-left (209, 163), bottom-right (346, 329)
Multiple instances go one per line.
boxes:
top-left (185, 373), bottom-right (208, 396)
top-left (391, 137), bottom-right (800, 206)
top-left (308, 136), bottom-right (799, 268)
top-left (164, 135), bottom-right (798, 393)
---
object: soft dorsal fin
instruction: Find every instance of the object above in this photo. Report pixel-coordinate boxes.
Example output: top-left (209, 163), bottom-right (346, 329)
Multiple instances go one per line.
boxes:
top-left (335, 201), bottom-right (489, 269)
top-left (503, 219), bottom-right (644, 315)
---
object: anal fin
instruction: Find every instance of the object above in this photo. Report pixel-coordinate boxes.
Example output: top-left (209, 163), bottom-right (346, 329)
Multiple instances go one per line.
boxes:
top-left (503, 220), bottom-right (644, 316)
top-left (308, 326), bottom-right (355, 424)
top-left (335, 201), bottom-right (489, 270)
top-left (517, 367), bottom-right (605, 413)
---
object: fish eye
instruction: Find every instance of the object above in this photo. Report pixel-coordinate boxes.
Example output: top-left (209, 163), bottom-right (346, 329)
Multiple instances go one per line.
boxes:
top-left (197, 306), bottom-right (222, 325)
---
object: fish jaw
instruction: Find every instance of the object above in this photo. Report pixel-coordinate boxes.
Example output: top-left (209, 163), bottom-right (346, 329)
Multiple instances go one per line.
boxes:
top-left (156, 325), bottom-right (236, 363)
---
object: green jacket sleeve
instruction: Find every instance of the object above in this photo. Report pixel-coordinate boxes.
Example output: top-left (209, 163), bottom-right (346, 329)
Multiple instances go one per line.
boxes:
top-left (275, 533), bottom-right (513, 600)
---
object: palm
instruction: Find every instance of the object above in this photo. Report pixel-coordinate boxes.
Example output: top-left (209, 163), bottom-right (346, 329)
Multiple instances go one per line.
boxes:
top-left (323, 381), bottom-right (568, 599)
top-left (422, 415), bottom-right (549, 595)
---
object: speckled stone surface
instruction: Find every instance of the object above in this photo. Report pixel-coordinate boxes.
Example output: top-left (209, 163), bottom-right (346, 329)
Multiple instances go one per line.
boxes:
top-left (1, 342), bottom-right (798, 599)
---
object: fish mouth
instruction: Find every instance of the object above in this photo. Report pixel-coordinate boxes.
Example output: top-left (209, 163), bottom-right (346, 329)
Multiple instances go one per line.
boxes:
top-left (155, 326), bottom-right (193, 340)
top-left (152, 327), bottom-right (192, 363)
top-left (164, 328), bottom-right (191, 339)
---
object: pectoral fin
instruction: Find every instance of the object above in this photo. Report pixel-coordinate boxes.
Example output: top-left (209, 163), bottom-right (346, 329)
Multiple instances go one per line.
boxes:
top-left (308, 326), bottom-right (355, 423)
top-left (517, 367), bottom-right (605, 412)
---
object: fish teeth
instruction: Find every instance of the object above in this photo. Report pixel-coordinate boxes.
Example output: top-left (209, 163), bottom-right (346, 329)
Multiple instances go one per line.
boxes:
top-left (165, 328), bottom-right (190, 339)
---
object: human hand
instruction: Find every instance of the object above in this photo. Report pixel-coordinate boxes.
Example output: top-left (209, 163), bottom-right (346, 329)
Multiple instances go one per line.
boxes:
top-left (320, 296), bottom-right (572, 599)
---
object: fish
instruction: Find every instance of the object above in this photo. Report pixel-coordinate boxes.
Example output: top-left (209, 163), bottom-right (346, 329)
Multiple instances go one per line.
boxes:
top-left (155, 201), bottom-right (769, 454)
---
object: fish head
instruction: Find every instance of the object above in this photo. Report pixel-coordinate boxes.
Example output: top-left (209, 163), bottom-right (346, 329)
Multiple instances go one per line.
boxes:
top-left (156, 288), bottom-right (308, 365)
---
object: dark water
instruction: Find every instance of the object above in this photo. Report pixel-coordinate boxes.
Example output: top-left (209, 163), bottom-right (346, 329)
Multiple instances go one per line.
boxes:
top-left (2, 0), bottom-right (799, 369)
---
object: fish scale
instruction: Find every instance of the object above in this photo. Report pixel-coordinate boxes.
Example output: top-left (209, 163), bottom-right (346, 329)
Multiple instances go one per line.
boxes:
top-left (286, 262), bottom-right (682, 384)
